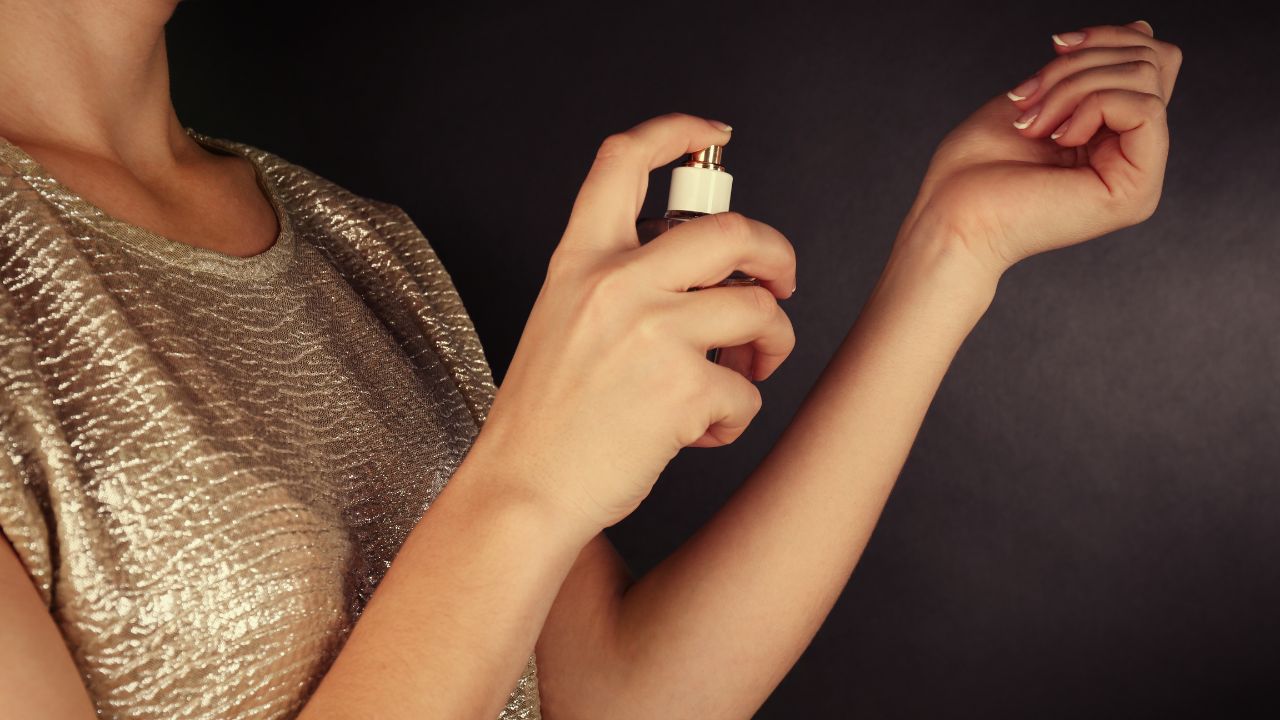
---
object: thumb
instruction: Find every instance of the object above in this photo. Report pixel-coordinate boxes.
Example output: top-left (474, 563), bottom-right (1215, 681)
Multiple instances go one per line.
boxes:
top-left (562, 113), bottom-right (733, 253)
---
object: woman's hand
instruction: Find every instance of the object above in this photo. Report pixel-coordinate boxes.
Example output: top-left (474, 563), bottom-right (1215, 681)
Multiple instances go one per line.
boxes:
top-left (469, 113), bottom-right (797, 533)
top-left (901, 20), bottom-right (1183, 273)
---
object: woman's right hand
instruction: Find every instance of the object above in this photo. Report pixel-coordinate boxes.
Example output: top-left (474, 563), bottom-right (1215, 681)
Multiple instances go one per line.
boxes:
top-left (467, 113), bottom-right (797, 532)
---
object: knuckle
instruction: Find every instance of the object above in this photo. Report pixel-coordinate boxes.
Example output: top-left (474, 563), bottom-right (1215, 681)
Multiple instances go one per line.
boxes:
top-left (712, 211), bottom-right (751, 247)
top-left (1105, 175), bottom-right (1161, 223)
top-left (747, 383), bottom-right (764, 415)
top-left (1119, 188), bottom-right (1161, 224)
top-left (545, 248), bottom-right (568, 280)
top-left (747, 283), bottom-right (779, 319)
top-left (1135, 59), bottom-right (1160, 81)
top-left (759, 220), bottom-right (795, 268)
top-left (1138, 91), bottom-right (1167, 118)
top-left (1163, 42), bottom-right (1183, 67)
top-left (1054, 71), bottom-right (1080, 94)
top-left (1118, 59), bottom-right (1144, 75)
top-left (676, 421), bottom-right (704, 449)
top-left (780, 313), bottom-right (797, 353)
top-left (632, 307), bottom-right (668, 344)
top-left (582, 260), bottom-right (634, 307)
top-left (682, 361), bottom-right (711, 400)
top-left (595, 133), bottom-right (636, 162)
top-left (1080, 89), bottom-right (1106, 112)
top-left (1135, 193), bottom-right (1161, 222)
top-left (546, 246), bottom-right (584, 283)
top-left (676, 377), bottom-right (711, 440)
top-left (1053, 51), bottom-right (1082, 70)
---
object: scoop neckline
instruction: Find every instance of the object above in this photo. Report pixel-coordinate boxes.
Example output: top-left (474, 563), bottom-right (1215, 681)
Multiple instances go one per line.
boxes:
top-left (0, 127), bottom-right (296, 280)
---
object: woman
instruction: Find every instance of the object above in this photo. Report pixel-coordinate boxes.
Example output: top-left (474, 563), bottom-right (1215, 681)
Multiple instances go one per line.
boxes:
top-left (0, 1), bottom-right (1181, 717)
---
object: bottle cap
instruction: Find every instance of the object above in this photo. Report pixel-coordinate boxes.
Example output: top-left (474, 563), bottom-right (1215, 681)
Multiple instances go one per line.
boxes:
top-left (667, 145), bottom-right (733, 215)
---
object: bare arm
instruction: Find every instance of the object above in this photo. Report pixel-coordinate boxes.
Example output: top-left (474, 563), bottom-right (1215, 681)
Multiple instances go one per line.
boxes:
top-left (1, 113), bottom-right (791, 719)
top-left (0, 456), bottom-right (592, 720)
top-left (298, 453), bottom-right (595, 718)
top-left (0, 536), bottom-right (100, 719)
top-left (537, 222), bottom-right (996, 719)
top-left (536, 20), bottom-right (1182, 720)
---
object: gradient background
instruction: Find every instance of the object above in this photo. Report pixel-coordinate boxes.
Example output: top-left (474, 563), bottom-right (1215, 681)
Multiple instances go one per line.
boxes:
top-left (168, 1), bottom-right (1280, 716)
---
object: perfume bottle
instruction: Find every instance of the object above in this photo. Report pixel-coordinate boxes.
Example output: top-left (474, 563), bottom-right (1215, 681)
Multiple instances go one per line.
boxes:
top-left (636, 145), bottom-right (759, 365)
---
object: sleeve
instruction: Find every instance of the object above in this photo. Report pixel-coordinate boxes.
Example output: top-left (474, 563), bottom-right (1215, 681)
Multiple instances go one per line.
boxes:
top-left (362, 199), bottom-right (499, 426)
top-left (0, 288), bottom-right (55, 609)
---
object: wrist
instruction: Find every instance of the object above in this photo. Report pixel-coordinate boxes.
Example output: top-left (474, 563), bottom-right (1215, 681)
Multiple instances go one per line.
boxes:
top-left (879, 215), bottom-right (1002, 332)
top-left (894, 208), bottom-right (1003, 298)
top-left (896, 196), bottom-right (1015, 276)
top-left (451, 430), bottom-right (605, 547)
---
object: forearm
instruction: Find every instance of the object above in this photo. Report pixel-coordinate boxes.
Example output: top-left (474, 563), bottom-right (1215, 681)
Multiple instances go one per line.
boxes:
top-left (612, 221), bottom-right (1001, 717)
top-left (299, 439), bottom-right (594, 719)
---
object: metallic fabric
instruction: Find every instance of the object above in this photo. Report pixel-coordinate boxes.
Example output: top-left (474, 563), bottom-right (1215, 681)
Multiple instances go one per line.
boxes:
top-left (0, 129), bottom-right (540, 719)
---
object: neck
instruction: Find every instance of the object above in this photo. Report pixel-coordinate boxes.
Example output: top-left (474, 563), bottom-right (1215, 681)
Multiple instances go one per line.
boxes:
top-left (0, 0), bottom-right (187, 166)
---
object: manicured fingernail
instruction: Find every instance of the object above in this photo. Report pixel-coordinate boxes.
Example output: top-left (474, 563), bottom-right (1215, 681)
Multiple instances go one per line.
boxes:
top-left (1006, 75), bottom-right (1041, 102)
top-left (1012, 103), bottom-right (1041, 130)
top-left (1050, 118), bottom-right (1071, 140)
top-left (1052, 31), bottom-right (1087, 47)
top-left (709, 119), bottom-right (733, 132)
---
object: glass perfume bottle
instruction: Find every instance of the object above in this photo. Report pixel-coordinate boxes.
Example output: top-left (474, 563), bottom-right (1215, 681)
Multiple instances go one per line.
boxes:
top-left (636, 145), bottom-right (759, 365)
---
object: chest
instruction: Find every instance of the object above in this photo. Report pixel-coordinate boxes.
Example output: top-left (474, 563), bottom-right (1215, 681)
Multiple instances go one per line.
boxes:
top-left (32, 250), bottom-right (480, 717)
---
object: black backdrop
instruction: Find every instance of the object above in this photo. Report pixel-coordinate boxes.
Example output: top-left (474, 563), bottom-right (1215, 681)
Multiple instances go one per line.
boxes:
top-left (167, 2), bottom-right (1280, 717)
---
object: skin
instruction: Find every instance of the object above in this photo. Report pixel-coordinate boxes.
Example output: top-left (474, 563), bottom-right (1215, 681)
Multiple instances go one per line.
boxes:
top-left (0, 1), bottom-right (278, 259)
top-left (0, 1), bottom-right (1181, 718)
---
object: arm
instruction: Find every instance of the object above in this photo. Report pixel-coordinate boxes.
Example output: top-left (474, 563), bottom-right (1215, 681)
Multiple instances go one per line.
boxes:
top-left (537, 207), bottom-right (997, 720)
top-left (2, 113), bottom-right (791, 719)
top-left (302, 113), bottom-right (772, 718)
top-left (299, 452), bottom-right (594, 719)
top-left (0, 446), bottom-right (592, 720)
top-left (536, 20), bottom-right (1182, 719)
top-left (0, 535), bottom-right (100, 719)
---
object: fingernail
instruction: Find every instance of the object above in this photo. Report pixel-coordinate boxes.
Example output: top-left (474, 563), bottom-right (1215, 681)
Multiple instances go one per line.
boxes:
top-left (1052, 31), bottom-right (1087, 47)
top-left (1132, 19), bottom-right (1154, 34)
top-left (790, 283), bottom-right (797, 297)
top-left (1050, 118), bottom-right (1071, 140)
top-left (709, 119), bottom-right (733, 132)
top-left (1006, 75), bottom-right (1041, 102)
top-left (1012, 103), bottom-right (1041, 130)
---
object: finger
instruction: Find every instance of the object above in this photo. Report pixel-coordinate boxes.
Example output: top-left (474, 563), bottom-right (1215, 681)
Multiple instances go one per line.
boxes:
top-left (629, 211), bottom-right (797, 301)
top-left (669, 282), bottom-right (795, 381)
top-left (1051, 23), bottom-right (1154, 52)
top-left (563, 113), bottom-right (733, 252)
top-left (1049, 89), bottom-right (1169, 194)
top-left (1006, 45), bottom-right (1165, 106)
top-left (713, 344), bottom-right (756, 379)
top-left (1128, 19), bottom-right (1155, 37)
top-left (687, 363), bottom-right (763, 448)
top-left (1012, 61), bottom-right (1163, 138)
top-left (1049, 22), bottom-right (1182, 100)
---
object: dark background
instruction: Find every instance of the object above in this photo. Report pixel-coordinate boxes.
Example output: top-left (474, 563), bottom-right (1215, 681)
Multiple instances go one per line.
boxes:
top-left (168, 1), bottom-right (1280, 717)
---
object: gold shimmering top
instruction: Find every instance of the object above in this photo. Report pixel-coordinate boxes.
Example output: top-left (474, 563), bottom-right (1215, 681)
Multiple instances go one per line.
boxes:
top-left (0, 129), bottom-right (540, 719)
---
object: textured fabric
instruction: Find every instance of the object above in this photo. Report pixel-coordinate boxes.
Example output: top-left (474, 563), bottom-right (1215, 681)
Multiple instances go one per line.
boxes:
top-left (0, 128), bottom-right (540, 719)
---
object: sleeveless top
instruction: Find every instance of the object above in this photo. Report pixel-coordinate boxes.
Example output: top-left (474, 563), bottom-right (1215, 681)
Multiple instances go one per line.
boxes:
top-left (0, 129), bottom-right (540, 719)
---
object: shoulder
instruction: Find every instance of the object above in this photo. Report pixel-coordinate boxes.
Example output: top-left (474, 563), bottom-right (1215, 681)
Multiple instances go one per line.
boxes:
top-left (190, 131), bottom-right (456, 285)
top-left (188, 131), bottom-right (498, 421)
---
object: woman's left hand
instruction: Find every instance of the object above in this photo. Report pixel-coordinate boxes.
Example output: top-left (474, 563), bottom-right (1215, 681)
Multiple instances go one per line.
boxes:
top-left (900, 20), bottom-right (1183, 274)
